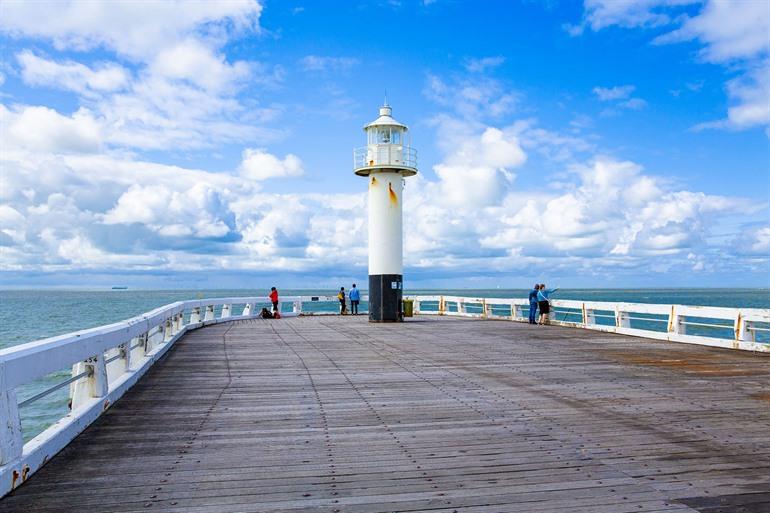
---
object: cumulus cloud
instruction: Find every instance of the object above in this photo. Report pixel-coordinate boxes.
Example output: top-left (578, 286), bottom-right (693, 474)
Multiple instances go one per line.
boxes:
top-left (17, 50), bottom-right (130, 93)
top-left (652, 0), bottom-right (770, 63)
top-left (1, 104), bottom-right (101, 153)
top-left (0, 0), bottom-right (262, 62)
top-left (239, 149), bottom-right (304, 180)
top-left (149, 39), bottom-right (252, 93)
top-left (2, 0), bottom-right (279, 152)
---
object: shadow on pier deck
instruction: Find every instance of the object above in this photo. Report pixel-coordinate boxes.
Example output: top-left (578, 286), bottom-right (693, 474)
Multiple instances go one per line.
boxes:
top-left (4, 316), bottom-right (770, 513)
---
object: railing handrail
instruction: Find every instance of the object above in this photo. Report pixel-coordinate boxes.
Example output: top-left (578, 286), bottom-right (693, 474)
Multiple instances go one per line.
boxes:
top-left (1, 293), bottom-right (767, 498)
top-left (0, 293), bottom-right (359, 495)
top-left (405, 295), bottom-right (770, 351)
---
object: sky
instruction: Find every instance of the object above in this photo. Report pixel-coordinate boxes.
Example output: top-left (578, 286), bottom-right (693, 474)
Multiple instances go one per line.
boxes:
top-left (0, 0), bottom-right (768, 289)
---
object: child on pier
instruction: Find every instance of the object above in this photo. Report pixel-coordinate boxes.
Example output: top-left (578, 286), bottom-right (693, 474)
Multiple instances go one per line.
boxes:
top-left (338, 287), bottom-right (347, 315)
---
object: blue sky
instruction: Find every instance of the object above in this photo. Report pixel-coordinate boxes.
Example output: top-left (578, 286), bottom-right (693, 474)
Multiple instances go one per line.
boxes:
top-left (0, 0), bottom-right (768, 289)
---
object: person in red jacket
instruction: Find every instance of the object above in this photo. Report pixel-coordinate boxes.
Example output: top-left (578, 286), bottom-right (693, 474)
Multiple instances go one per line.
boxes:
top-left (269, 287), bottom-right (279, 313)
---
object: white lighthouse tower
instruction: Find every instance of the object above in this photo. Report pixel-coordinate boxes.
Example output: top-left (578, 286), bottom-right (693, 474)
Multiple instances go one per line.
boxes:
top-left (353, 102), bottom-right (418, 322)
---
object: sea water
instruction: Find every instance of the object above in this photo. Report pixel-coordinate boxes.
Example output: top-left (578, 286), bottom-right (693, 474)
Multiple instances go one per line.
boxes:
top-left (1, 288), bottom-right (768, 441)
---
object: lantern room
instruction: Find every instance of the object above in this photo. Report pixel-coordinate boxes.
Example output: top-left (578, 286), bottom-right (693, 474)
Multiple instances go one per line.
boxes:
top-left (353, 103), bottom-right (417, 177)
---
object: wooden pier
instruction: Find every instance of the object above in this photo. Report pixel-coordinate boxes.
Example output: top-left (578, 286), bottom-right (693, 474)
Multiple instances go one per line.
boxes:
top-left (3, 315), bottom-right (770, 513)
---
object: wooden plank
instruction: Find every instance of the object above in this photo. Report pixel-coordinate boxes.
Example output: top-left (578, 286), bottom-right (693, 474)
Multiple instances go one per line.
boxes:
top-left (3, 316), bottom-right (770, 512)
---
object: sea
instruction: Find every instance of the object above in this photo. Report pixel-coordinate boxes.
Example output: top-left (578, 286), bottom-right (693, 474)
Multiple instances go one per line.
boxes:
top-left (1, 288), bottom-right (768, 442)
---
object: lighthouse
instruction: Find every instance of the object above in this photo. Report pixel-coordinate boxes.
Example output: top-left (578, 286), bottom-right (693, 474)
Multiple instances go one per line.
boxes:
top-left (353, 102), bottom-right (418, 322)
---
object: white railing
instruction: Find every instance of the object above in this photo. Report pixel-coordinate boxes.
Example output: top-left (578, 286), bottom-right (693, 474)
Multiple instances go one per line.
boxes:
top-left (406, 295), bottom-right (770, 352)
top-left (353, 144), bottom-right (417, 170)
top-left (2, 293), bottom-right (767, 497)
top-left (0, 295), bottom-right (347, 497)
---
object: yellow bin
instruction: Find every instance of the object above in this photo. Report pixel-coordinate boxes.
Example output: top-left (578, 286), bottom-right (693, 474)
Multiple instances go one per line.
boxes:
top-left (402, 299), bottom-right (414, 317)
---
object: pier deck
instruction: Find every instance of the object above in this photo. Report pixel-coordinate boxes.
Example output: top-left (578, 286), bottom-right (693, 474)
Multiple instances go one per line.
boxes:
top-left (4, 315), bottom-right (770, 513)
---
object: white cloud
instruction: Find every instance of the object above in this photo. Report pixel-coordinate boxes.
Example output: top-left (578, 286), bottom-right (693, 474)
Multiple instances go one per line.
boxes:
top-left (424, 74), bottom-right (518, 119)
top-left (582, 0), bottom-right (698, 31)
top-left (149, 39), bottom-right (251, 93)
top-left (299, 55), bottom-right (359, 73)
top-left (464, 56), bottom-right (506, 73)
top-left (578, 0), bottom-right (770, 133)
top-left (619, 97), bottom-right (648, 110)
top-left (593, 85), bottom-right (647, 112)
top-left (104, 183), bottom-right (237, 239)
top-left (239, 149), bottom-right (304, 180)
top-left (2, 1), bottom-right (278, 153)
top-left (593, 85), bottom-right (635, 101)
top-left (17, 50), bottom-right (129, 94)
top-left (1, 104), bottom-right (101, 153)
top-left (653, 0), bottom-right (770, 63)
top-left (0, 0), bottom-right (262, 62)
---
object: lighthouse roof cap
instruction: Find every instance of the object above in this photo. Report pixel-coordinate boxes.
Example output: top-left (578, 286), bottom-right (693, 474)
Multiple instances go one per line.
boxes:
top-left (364, 104), bottom-right (408, 131)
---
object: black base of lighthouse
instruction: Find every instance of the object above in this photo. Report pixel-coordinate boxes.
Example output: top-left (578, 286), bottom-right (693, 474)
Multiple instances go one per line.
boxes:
top-left (368, 274), bottom-right (403, 322)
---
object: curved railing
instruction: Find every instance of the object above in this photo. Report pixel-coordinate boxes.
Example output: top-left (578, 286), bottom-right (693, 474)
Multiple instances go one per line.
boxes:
top-left (2, 293), bottom-right (767, 497)
top-left (406, 295), bottom-right (770, 352)
top-left (0, 295), bottom-right (346, 496)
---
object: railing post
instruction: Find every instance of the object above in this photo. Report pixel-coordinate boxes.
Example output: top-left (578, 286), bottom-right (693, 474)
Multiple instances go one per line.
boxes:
top-left (120, 341), bottom-right (132, 371)
top-left (221, 304), bottom-right (231, 319)
top-left (667, 305), bottom-right (685, 335)
top-left (615, 306), bottom-right (630, 328)
top-left (190, 306), bottom-right (201, 324)
top-left (242, 303), bottom-right (253, 316)
top-left (70, 355), bottom-right (108, 411)
top-left (163, 318), bottom-right (174, 342)
top-left (458, 301), bottom-right (465, 315)
top-left (735, 313), bottom-right (753, 342)
top-left (0, 362), bottom-right (23, 465)
top-left (439, 296), bottom-right (445, 316)
top-left (293, 300), bottom-right (302, 314)
top-left (203, 305), bottom-right (215, 322)
top-left (413, 299), bottom-right (420, 315)
top-left (174, 313), bottom-right (184, 332)
top-left (582, 304), bottom-right (595, 326)
top-left (482, 299), bottom-right (488, 319)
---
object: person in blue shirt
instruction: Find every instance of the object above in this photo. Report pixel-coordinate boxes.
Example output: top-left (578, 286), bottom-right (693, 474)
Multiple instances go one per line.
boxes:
top-left (349, 283), bottom-right (361, 315)
top-left (537, 284), bottom-right (559, 325)
top-left (528, 284), bottom-right (540, 324)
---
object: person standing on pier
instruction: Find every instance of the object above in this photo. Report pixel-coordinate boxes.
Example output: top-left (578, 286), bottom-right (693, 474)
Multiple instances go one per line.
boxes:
top-left (537, 284), bottom-right (558, 325)
top-left (528, 284), bottom-right (540, 324)
top-left (349, 284), bottom-right (361, 315)
top-left (269, 287), bottom-right (279, 313)
top-left (338, 287), bottom-right (347, 315)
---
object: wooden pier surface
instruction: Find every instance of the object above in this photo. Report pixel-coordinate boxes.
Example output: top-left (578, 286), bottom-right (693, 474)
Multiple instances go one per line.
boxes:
top-left (4, 316), bottom-right (770, 513)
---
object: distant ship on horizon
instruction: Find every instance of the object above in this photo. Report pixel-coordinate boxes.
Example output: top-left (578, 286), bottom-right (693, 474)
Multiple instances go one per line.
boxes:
top-left (111, 286), bottom-right (128, 290)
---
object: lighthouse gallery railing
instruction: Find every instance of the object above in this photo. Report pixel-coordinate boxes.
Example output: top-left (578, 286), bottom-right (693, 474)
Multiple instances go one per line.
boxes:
top-left (0, 294), bottom-right (767, 497)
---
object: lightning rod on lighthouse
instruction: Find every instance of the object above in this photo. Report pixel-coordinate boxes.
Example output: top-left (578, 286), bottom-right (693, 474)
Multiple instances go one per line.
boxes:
top-left (353, 102), bottom-right (418, 322)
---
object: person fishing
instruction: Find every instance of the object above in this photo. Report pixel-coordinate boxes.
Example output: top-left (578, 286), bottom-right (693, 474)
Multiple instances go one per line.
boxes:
top-left (537, 283), bottom-right (559, 325)
top-left (528, 284), bottom-right (540, 324)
